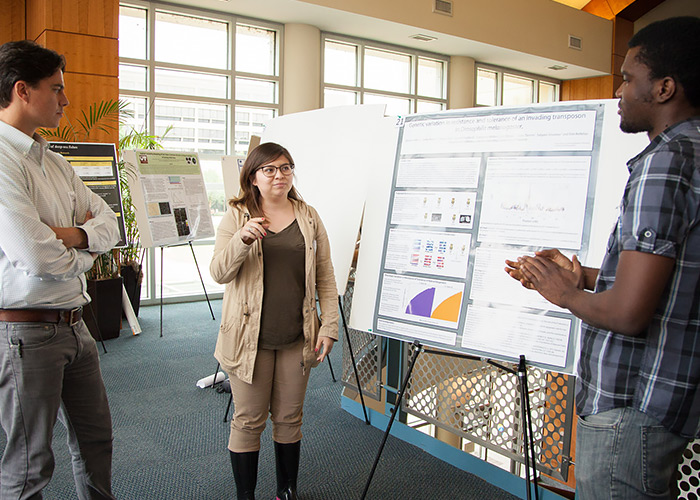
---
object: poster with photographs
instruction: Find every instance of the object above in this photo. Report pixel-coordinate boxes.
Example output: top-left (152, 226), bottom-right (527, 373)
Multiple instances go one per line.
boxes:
top-left (351, 100), bottom-right (652, 374)
top-left (122, 150), bottom-right (215, 247)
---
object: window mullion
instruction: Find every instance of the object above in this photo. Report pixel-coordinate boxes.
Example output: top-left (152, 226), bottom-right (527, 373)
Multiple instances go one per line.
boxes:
top-left (229, 18), bottom-right (236, 155)
top-left (412, 54), bottom-right (418, 113)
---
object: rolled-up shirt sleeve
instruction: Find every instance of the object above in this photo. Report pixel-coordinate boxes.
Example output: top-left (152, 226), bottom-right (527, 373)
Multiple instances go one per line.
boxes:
top-left (619, 147), bottom-right (693, 259)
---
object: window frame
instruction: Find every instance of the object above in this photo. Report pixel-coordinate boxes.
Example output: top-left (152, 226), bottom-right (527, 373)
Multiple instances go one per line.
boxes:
top-left (119, 1), bottom-right (284, 304)
top-left (474, 63), bottom-right (561, 107)
top-left (321, 32), bottom-right (449, 114)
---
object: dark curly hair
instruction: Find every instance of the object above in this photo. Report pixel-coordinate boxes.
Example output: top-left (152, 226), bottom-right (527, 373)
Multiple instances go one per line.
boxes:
top-left (629, 16), bottom-right (700, 107)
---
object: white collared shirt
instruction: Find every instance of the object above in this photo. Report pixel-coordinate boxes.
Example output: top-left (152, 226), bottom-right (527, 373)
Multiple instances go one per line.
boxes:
top-left (0, 119), bottom-right (120, 309)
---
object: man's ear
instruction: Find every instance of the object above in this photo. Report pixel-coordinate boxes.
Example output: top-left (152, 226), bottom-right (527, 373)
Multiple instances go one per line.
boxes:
top-left (655, 76), bottom-right (677, 104)
top-left (13, 80), bottom-right (31, 104)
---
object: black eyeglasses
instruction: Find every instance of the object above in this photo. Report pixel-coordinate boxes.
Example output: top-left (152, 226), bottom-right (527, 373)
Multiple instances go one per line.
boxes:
top-left (256, 163), bottom-right (295, 177)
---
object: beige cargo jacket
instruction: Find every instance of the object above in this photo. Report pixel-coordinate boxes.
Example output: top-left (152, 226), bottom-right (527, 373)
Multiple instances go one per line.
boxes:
top-left (210, 199), bottom-right (339, 384)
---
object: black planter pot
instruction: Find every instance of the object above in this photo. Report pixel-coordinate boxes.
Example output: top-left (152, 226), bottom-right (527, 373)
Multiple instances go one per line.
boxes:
top-left (120, 263), bottom-right (143, 317)
top-left (84, 277), bottom-right (123, 341)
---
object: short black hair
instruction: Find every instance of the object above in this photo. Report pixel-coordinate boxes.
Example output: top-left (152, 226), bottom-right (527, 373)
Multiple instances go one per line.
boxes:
top-left (0, 40), bottom-right (66, 109)
top-left (629, 16), bottom-right (700, 107)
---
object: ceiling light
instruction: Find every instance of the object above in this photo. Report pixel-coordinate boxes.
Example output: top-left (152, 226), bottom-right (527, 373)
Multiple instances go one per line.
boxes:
top-left (410, 34), bottom-right (437, 42)
top-left (548, 64), bottom-right (568, 71)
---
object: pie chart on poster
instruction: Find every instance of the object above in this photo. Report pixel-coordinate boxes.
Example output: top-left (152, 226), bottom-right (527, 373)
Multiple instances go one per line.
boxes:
top-left (405, 287), bottom-right (462, 323)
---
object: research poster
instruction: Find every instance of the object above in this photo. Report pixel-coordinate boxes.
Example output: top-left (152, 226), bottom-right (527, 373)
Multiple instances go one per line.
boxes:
top-left (49, 142), bottom-right (126, 247)
top-left (372, 103), bottom-right (607, 373)
top-left (122, 150), bottom-right (215, 247)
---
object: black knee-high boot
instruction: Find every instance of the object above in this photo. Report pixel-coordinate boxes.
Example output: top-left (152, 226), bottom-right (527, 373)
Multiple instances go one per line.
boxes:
top-left (274, 441), bottom-right (300, 500)
top-left (230, 450), bottom-right (259, 500)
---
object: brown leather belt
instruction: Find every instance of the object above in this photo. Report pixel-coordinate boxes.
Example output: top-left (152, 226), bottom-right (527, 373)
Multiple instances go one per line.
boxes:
top-left (0, 307), bottom-right (83, 325)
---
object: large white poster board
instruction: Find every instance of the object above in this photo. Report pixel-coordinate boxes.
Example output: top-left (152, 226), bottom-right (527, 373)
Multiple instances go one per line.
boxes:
top-left (351, 100), bottom-right (648, 374)
top-left (122, 150), bottom-right (215, 247)
top-left (261, 104), bottom-right (397, 294)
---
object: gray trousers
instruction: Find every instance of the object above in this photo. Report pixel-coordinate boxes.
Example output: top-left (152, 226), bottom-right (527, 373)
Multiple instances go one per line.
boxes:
top-left (0, 318), bottom-right (115, 500)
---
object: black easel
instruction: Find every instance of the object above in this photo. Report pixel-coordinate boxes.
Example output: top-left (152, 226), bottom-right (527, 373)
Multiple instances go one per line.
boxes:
top-left (159, 241), bottom-right (215, 337)
top-left (85, 301), bottom-right (108, 354)
top-left (338, 295), bottom-right (370, 425)
top-left (517, 355), bottom-right (540, 500)
top-left (362, 344), bottom-right (540, 500)
top-left (361, 341), bottom-right (421, 500)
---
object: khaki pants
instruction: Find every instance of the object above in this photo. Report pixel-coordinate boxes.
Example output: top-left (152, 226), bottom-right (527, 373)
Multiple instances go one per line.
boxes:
top-left (228, 341), bottom-right (310, 452)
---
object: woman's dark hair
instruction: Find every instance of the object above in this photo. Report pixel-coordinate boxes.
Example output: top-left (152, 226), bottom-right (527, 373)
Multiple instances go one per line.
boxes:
top-left (229, 142), bottom-right (302, 217)
top-left (0, 40), bottom-right (66, 109)
top-left (629, 16), bottom-right (700, 107)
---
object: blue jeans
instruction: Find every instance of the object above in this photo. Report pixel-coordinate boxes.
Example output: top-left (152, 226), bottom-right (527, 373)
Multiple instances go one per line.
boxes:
top-left (0, 319), bottom-right (115, 500)
top-left (575, 407), bottom-right (688, 499)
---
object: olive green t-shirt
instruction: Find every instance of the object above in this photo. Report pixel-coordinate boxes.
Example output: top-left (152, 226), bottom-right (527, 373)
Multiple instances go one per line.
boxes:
top-left (258, 219), bottom-right (305, 350)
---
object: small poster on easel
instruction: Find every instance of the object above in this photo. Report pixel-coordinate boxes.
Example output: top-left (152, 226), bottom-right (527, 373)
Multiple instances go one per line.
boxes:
top-left (49, 142), bottom-right (127, 247)
top-left (122, 149), bottom-right (216, 248)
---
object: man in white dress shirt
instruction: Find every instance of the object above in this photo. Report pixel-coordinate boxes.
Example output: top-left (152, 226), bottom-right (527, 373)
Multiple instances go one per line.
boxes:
top-left (0, 40), bottom-right (120, 499)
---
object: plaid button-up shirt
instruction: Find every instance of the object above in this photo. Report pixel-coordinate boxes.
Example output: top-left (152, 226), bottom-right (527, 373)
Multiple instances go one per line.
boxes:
top-left (576, 117), bottom-right (700, 438)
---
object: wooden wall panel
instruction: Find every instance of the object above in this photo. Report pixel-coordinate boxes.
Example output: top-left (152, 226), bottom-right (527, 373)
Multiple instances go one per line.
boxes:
top-left (61, 72), bottom-right (119, 143)
top-left (25, 0), bottom-right (119, 144)
top-left (26, 0), bottom-right (118, 40)
top-left (35, 31), bottom-right (117, 77)
top-left (612, 18), bottom-right (634, 57)
top-left (561, 75), bottom-right (615, 101)
top-left (1, 0), bottom-right (26, 45)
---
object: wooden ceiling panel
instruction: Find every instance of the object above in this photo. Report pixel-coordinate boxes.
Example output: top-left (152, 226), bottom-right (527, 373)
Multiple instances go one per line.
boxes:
top-left (580, 0), bottom-right (665, 21)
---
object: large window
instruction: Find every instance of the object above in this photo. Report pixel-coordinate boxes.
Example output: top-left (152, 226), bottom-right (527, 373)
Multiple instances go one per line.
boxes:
top-left (475, 64), bottom-right (560, 107)
top-left (323, 35), bottom-right (448, 115)
top-left (119, 2), bottom-right (282, 302)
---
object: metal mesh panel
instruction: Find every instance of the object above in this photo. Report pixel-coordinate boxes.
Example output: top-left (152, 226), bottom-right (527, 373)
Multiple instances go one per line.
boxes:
top-left (677, 439), bottom-right (700, 499)
top-left (340, 279), bottom-right (381, 400)
top-left (403, 346), bottom-right (575, 481)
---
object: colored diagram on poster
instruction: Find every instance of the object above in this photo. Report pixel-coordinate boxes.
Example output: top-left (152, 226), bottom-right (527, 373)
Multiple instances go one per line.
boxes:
top-left (391, 191), bottom-right (477, 229)
top-left (378, 274), bottom-right (464, 328)
top-left (462, 304), bottom-right (571, 367)
top-left (478, 156), bottom-right (591, 249)
top-left (396, 157), bottom-right (481, 189)
top-left (384, 228), bottom-right (471, 278)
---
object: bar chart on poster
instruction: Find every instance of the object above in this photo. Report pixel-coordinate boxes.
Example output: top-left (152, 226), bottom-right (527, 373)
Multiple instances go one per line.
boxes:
top-left (351, 100), bottom-right (649, 374)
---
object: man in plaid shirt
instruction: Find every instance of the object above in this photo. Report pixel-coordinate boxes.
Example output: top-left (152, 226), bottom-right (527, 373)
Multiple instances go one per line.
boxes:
top-left (506, 16), bottom-right (699, 499)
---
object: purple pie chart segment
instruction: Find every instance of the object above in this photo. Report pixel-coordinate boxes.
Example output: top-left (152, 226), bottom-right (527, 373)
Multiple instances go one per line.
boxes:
top-left (405, 287), bottom-right (435, 317)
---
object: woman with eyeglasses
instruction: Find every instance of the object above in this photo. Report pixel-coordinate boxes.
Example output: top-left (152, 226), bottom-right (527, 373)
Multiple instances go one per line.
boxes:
top-left (210, 142), bottom-right (339, 500)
